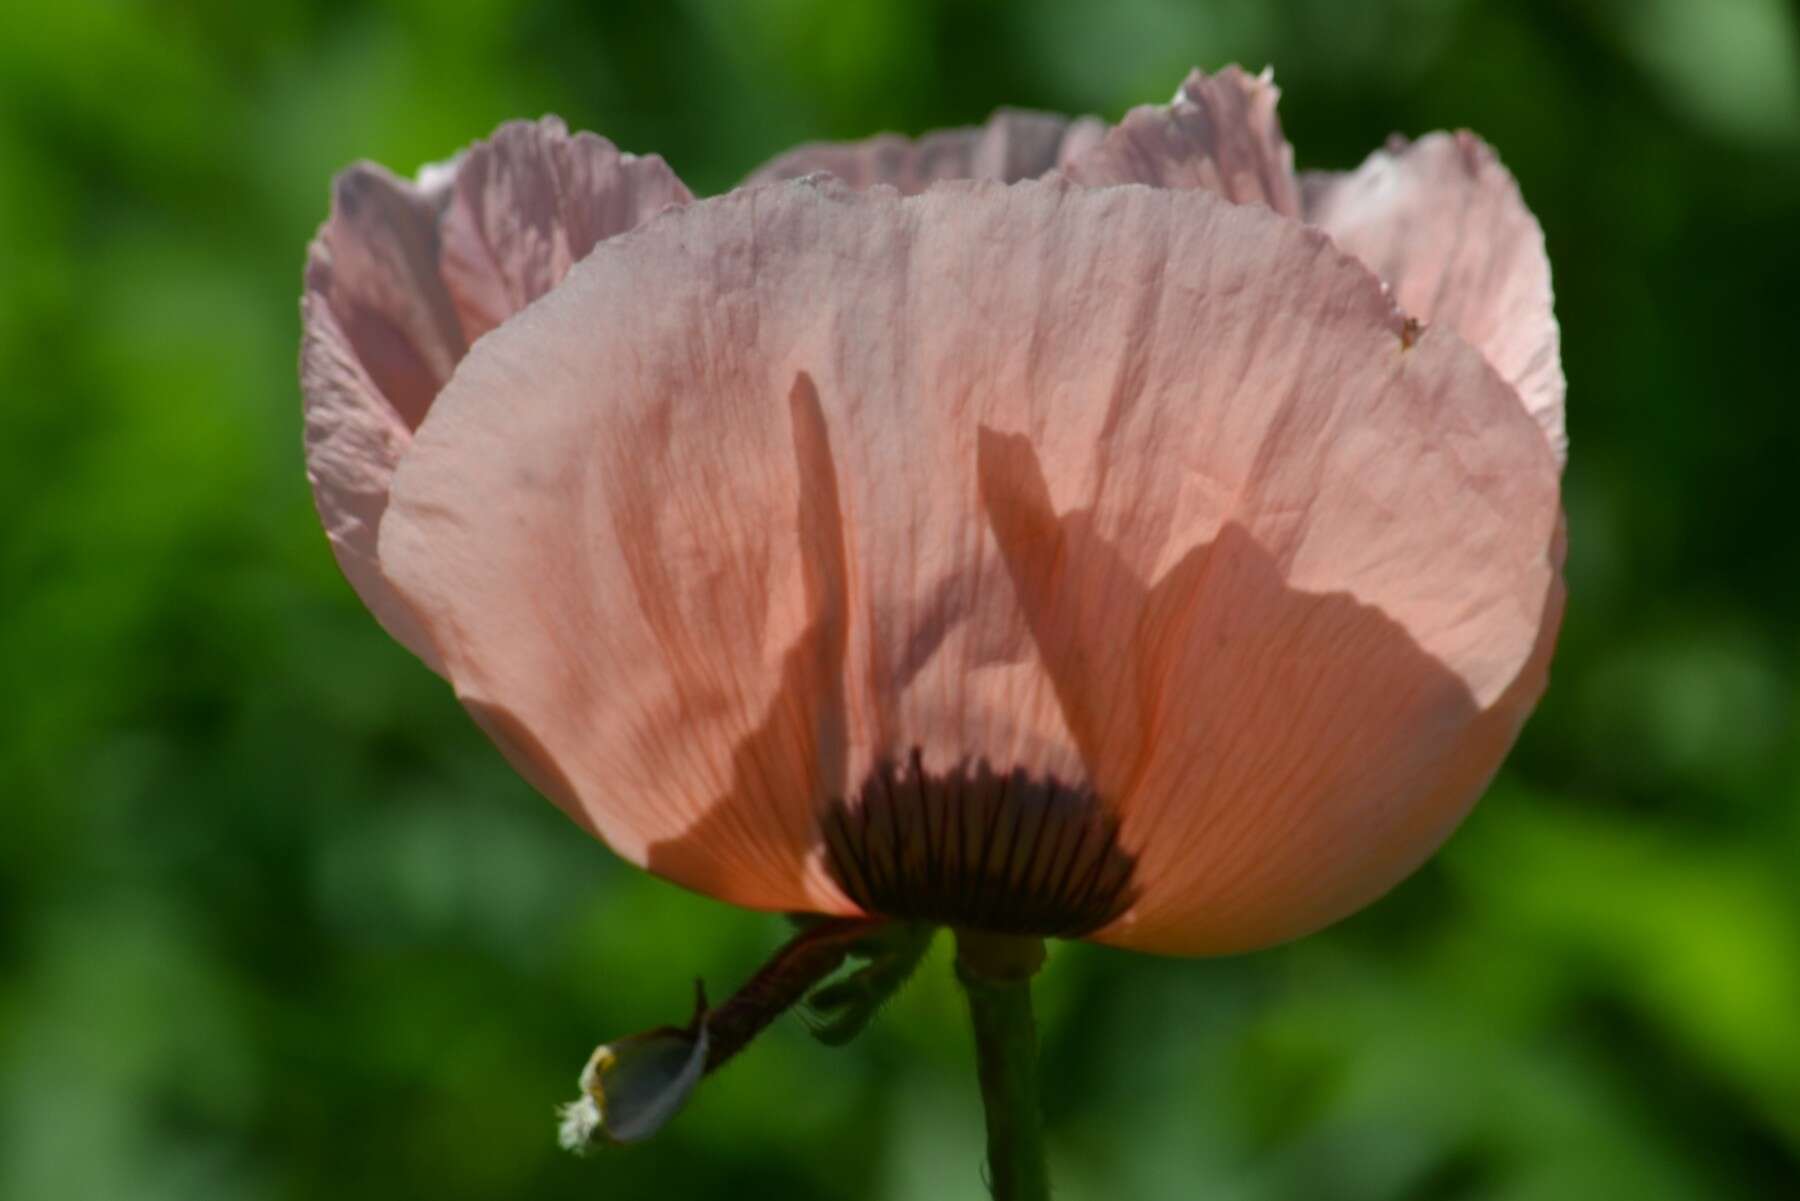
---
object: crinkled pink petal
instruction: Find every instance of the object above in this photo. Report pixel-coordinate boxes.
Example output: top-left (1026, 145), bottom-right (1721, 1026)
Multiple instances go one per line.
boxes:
top-left (376, 176), bottom-right (1562, 950)
top-left (1059, 65), bottom-right (1301, 216)
top-left (300, 301), bottom-right (440, 663)
top-left (299, 121), bottom-right (692, 668)
top-left (744, 108), bottom-right (1106, 195)
top-left (438, 116), bottom-right (693, 344)
top-left (304, 164), bottom-right (467, 431)
top-left (300, 163), bottom-right (465, 665)
top-left (1303, 132), bottom-right (1566, 463)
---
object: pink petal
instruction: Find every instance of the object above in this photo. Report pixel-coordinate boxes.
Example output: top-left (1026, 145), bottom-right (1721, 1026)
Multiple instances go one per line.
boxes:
top-left (1085, 524), bottom-right (1565, 955)
top-left (304, 164), bottom-right (467, 431)
top-left (438, 117), bottom-right (694, 344)
top-left (300, 123), bottom-right (693, 667)
top-left (377, 176), bottom-right (1561, 949)
top-left (1303, 132), bottom-right (1566, 463)
top-left (299, 305), bottom-right (438, 662)
top-left (300, 164), bottom-right (466, 665)
top-left (1059, 65), bottom-right (1301, 216)
top-left (743, 108), bottom-right (1106, 195)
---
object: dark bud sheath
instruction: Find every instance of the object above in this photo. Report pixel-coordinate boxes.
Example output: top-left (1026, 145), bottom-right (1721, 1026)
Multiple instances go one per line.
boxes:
top-left (558, 916), bottom-right (883, 1151)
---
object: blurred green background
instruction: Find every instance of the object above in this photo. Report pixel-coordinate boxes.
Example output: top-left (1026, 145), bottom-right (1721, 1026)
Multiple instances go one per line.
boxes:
top-left (4, 0), bottom-right (1798, 1197)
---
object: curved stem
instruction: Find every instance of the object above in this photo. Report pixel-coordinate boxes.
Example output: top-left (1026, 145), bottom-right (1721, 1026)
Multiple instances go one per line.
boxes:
top-left (702, 916), bottom-right (883, 1070)
top-left (954, 929), bottom-right (1050, 1201)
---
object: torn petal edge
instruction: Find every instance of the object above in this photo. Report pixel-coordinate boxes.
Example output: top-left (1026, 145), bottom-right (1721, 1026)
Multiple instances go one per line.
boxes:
top-left (1059, 64), bottom-right (1302, 216)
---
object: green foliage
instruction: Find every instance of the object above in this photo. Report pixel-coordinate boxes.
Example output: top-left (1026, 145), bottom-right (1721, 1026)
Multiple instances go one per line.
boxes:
top-left (2, 1), bottom-right (1797, 1197)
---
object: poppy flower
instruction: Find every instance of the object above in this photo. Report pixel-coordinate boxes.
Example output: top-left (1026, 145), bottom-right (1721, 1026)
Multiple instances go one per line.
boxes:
top-left (301, 66), bottom-right (1563, 962)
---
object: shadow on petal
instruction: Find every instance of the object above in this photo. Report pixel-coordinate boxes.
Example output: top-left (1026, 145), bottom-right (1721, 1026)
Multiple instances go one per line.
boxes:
top-left (976, 429), bottom-right (1493, 952)
top-left (647, 415), bottom-right (1498, 949)
top-left (644, 372), bottom-right (853, 903)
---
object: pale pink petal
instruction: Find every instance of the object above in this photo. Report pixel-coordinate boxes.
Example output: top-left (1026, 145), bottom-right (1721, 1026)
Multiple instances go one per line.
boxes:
top-left (304, 164), bottom-right (467, 429)
top-left (300, 305), bottom-right (438, 661)
top-left (300, 123), bottom-right (694, 668)
top-left (1059, 65), bottom-right (1301, 216)
top-left (1303, 132), bottom-right (1566, 463)
top-left (377, 177), bottom-right (1561, 949)
top-left (744, 108), bottom-right (1107, 195)
top-left (438, 117), bottom-right (694, 344)
top-left (300, 164), bottom-right (466, 665)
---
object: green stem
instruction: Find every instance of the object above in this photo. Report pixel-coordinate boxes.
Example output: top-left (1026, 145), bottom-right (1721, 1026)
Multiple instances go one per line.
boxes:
top-left (954, 929), bottom-right (1050, 1201)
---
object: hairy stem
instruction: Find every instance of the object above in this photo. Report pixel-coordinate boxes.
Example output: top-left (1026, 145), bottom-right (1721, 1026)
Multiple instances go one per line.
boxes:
top-left (703, 917), bottom-right (884, 1070)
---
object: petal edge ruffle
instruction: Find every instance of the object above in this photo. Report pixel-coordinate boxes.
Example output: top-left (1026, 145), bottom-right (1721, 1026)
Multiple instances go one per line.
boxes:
top-left (744, 108), bottom-right (1106, 194)
top-left (299, 122), bottom-right (694, 669)
top-left (1303, 131), bottom-right (1566, 463)
top-left (1059, 65), bottom-right (1301, 216)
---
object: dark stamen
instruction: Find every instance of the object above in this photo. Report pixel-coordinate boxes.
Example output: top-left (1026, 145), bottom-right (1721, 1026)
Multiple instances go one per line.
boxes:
top-left (820, 752), bottom-right (1137, 937)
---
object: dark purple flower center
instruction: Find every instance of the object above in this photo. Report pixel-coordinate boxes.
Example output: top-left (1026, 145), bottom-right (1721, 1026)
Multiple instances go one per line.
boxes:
top-left (820, 749), bottom-right (1137, 937)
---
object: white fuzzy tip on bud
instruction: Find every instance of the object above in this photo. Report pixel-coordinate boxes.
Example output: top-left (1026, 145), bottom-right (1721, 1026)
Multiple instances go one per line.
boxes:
top-left (556, 1045), bottom-right (616, 1156)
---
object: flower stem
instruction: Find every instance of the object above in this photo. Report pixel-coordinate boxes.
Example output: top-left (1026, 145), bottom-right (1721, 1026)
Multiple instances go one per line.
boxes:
top-left (953, 929), bottom-right (1050, 1201)
top-left (702, 916), bottom-right (884, 1070)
